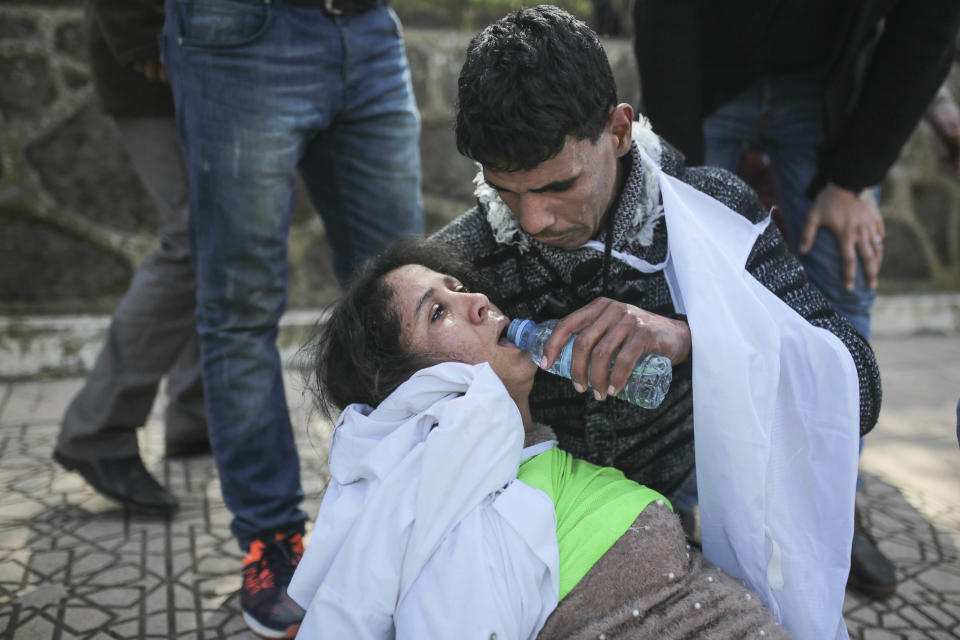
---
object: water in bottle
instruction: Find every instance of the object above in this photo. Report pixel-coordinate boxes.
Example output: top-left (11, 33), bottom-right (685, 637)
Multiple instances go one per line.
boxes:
top-left (506, 318), bottom-right (672, 408)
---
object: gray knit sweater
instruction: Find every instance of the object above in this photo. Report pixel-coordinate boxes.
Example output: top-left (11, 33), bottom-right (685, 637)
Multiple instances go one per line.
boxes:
top-left (434, 128), bottom-right (882, 500)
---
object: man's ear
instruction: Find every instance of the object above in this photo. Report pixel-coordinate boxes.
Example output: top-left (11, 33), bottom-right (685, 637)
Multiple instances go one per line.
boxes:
top-left (607, 103), bottom-right (634, 157)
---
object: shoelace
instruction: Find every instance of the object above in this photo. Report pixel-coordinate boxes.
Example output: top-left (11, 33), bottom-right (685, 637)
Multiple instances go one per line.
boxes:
top-left (244, 533), bottom-right (303, 595)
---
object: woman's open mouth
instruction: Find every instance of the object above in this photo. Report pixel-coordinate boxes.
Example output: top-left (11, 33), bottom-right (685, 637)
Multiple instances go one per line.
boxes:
top-left (497, 318), bottom-right (515, 347)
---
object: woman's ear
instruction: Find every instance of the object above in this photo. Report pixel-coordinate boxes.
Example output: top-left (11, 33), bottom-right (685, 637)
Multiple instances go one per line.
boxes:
top-left (607, 103), bottom-right (634, 156)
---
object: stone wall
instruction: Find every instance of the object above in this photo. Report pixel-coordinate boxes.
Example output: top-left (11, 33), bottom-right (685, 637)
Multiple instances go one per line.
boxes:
top-left (1, 2), bottom-right (959, 319)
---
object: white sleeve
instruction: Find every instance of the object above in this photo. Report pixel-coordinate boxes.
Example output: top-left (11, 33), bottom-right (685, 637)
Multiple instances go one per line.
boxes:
top-left (395, 486), bottom-right (557, 640)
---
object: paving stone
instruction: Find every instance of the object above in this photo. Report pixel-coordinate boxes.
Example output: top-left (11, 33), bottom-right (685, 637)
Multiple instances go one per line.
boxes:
top-left (882, 537), bottom-right (927, 564)
top-left (9, 471), bottom-right (52, 493)
top-left (49, 471), bottom-right (87, 493)
top-left (109, 618), bottom-right (143, 638)
top-left (193, 547), bottom-right (239, 573)
top-left (846, 605), bottom-right (881, 626)
top-left (861, 630), bottom-right (906, 640)
top-left (14, 610), bottom-right (58, 640)
top-left (918, 603), bottom-right (958, 627)
top-left (197, 574), bottom-right (239, 600)
top-left (86, 586), bottom-right (141, 609)
top-left (82, 562), bottom-right (142, 587)
top-left (1, 380), bottom-right (82, 425)
top-left (916, 567), bottom-right (960, 592)
top-left (882, 610), bottom-right (920, 629)
top-left (0, 498), bottom-right (48, 520)
top-left (940, 601), bottom-right (960, 621)
top-left (26, 549), bottom-right (69, 580)
top-left (894, 579), bottom-right (929, 601)
top-left (61, 604), bottom-right (112, 632)
top-left (0, 526), bottom-right (28, 551)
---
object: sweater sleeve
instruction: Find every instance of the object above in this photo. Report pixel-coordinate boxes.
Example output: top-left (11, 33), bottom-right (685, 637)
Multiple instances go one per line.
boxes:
top-left (681, 165), bottom-right (882, 435)
top-left (633, 0), bottom-right (706, 165)
top-left (813, 0), bottom-right (960, 194)
top-left (90, 0), bottom-right (165, 66)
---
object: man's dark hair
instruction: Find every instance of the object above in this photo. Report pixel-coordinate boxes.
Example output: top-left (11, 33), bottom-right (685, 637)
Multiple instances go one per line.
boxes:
top-left (310, 236), bottom-right (477, 419)
top-left (455, 4), bottom-right (618, 171)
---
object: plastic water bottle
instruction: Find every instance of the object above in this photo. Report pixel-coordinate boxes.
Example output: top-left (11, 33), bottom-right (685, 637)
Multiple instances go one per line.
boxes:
top-left (507, 318), bottom-right (672, 409)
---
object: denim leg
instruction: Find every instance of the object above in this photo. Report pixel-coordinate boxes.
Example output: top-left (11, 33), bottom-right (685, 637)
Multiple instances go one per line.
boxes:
top-left (759, 77), bottom-right (875, 339)
top-left (57, 115), bottom-right (201, 460)
top-left (703, 84), bottom-right (763, 172)
top-left (299, 7), bottom-right (423, 286)
top-left (162, 0), bottom-right (331, 544)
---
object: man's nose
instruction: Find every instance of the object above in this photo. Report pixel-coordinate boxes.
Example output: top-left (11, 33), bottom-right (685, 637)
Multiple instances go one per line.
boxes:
top-left (516, 195), bottom-right (555, 236)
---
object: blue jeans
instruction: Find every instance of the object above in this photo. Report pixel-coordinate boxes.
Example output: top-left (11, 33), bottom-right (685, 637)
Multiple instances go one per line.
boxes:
top-left (703, 73), bottom-right (875, 338)
top-left (162, 0), bottom-right (423, 545)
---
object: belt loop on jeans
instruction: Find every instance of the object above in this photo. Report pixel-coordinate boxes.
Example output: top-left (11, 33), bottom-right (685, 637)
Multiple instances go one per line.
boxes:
top-left (324, 0), bottom-right (343, 16)
top-left (321, 0), bottom-right (384, 16)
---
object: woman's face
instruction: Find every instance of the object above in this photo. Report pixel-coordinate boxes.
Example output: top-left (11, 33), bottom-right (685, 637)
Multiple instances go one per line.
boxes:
top-left (385, 264), bottom-right (538, 394)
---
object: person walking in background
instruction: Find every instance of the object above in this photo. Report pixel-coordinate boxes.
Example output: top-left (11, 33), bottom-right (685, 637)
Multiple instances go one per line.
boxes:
top-left (160, 0), bottom-right (424, 636)
top-left (634, 0), bottom-right (960, 599)
top-left (54, 0), bottom-right (207, 516)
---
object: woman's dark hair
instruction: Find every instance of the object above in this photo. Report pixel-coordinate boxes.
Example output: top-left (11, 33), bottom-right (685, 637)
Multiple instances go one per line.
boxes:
top-left (311, 236), bottom-right (477, 419)
top-left (455, 5), bottom-right (619, 171)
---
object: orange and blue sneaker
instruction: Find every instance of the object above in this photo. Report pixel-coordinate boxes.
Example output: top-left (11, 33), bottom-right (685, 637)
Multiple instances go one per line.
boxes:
top-left (241, 531), bottom-right (305, 639)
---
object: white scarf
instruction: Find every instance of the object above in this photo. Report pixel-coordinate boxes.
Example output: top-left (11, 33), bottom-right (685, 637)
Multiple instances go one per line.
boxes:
top-left (659, 168), bottom-right (859, 640)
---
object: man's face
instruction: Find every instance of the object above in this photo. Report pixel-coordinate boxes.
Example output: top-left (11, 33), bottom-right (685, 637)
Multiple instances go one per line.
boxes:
top-left (481, 107), bottom-right (632, 249)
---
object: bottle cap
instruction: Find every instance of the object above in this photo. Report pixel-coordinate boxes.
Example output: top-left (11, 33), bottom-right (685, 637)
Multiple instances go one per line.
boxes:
top-left (506, 318), bottom-right (535, 349)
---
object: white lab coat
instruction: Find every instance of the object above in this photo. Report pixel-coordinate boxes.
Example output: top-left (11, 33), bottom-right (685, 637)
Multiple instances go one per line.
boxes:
top-left (585, 157), bottom-right (859, 639)
top-left (288, 362), bottom-right (559, 640)
top-left (659, 172), bottom-right (860, 640)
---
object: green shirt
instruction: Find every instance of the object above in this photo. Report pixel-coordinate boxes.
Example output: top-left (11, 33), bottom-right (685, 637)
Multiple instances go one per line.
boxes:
top-left (517, 446), bottom-right (671, 600)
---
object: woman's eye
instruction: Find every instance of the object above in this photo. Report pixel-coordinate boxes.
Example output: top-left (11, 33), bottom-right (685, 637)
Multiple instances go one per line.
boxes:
top-left (430, 304), bottom-right (444, 323)
top-left (455, 284), bottom-right (469, 293)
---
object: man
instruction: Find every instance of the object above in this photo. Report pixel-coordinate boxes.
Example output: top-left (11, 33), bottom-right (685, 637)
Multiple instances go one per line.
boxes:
top-left (160, 0), bottom-right (424, 636)
top-left (54, 0), bottom-right (206, 516)
top-left (438, 4), bottom-right (880, 498)
top-left (633, 0), bottom-right (960, 598)
top-left (435, 9), bottom-right (881, 629)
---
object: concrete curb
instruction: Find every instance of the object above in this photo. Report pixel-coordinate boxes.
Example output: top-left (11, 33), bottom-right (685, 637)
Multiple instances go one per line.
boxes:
top-left (0, 310), bottom-right (326, 380)
top-left (1, 295), bottom-right (958, 380)
top-left (869, 292), bottom-right (960, 337)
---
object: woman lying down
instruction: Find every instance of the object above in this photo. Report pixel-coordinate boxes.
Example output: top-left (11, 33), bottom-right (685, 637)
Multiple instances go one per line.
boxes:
top-left (288, 238), bottom-right (791, 640)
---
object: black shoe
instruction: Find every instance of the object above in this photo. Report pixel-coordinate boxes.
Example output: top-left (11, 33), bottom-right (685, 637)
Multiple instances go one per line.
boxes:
top-left (52, 450), bottom-right (179, 516)
top-left (241, 531), bottom-right (305, 639)
top-left (848, 504), bottom-right (897, 598)
top-left (165, 436), bottom-right (212, 459)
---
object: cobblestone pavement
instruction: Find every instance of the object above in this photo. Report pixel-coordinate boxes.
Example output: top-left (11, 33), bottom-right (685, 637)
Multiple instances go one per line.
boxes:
top-left (1, 335), bottom-right (957, 639)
